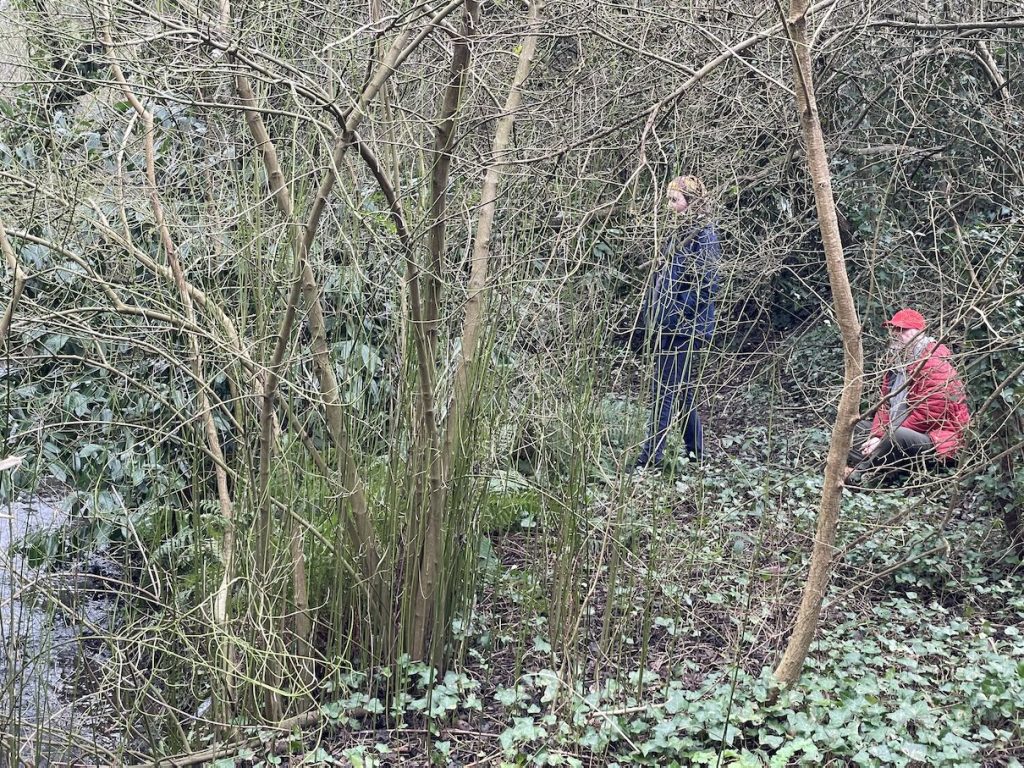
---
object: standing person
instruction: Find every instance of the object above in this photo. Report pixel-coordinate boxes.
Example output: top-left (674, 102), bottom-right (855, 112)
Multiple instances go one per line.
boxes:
top-left (633, 175), bottom-right (720, 471)
top-left (845, 308), bottom-right (970, 485)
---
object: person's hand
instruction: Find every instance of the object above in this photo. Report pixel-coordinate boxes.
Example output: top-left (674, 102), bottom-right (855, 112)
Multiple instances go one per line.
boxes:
top-left (860, 436), bottom-right (882, 457)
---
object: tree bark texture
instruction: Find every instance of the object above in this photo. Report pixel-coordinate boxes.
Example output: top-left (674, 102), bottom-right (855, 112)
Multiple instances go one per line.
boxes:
top-left (0, 216), bottom-right (27, 348)
top-left (773, 0), bottom-right (864, 686)
top-left (406, 0), bottom-right (480, 662)
top-left (409, 0), bottom-right (545, 662)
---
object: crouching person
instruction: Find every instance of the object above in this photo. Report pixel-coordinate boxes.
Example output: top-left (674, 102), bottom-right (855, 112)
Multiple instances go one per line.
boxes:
top-left (845, 308), bottom-right (970, 486)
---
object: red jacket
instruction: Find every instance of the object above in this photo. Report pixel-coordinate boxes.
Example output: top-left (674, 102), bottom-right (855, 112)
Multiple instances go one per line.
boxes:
top-left (871, 342), bottom-right (970, 459)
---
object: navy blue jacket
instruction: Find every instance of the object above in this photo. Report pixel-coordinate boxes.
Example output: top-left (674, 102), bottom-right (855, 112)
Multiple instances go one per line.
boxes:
top-left (642, 223), bottom-right (720, 347)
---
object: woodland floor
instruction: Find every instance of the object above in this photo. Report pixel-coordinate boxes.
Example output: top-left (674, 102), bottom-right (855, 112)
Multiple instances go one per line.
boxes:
top-left (218, 340), bottom-right (1023, 767)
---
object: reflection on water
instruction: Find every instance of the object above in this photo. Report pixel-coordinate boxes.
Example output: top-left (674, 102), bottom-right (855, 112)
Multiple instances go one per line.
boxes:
top-left (1, 497), bottom-right (117, 765)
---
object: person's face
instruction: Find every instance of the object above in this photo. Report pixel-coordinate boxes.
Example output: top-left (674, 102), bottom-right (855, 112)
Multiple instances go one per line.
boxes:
top-left (888, 326), bottom-right (920, 350)
top-left (667, 187), bottom-right (689, 214)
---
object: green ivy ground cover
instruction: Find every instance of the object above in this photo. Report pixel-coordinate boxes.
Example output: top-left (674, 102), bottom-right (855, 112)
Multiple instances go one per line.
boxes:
top-left (259, 411), bottom-right (1023, 767)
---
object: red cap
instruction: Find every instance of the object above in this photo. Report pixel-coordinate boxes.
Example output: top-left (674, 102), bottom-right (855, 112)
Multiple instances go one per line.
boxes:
top-left (884, 308), bottom-right (926, 331)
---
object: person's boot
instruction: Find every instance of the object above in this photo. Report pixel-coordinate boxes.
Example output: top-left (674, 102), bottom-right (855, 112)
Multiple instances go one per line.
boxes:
top-left (630, 457), bottom-right (662, 474)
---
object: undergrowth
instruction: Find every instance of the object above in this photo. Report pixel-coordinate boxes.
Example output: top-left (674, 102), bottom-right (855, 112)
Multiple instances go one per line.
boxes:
top-left (187, 361), bottom-right (1023, 767)
top-left (7, 348), bottom-right (1022, 767)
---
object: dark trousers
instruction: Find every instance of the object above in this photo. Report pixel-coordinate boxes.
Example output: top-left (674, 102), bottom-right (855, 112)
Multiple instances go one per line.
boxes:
top-left (848, 419), bottom-right (934, 476)
top-left (637, 341), bottom-right (703, 467)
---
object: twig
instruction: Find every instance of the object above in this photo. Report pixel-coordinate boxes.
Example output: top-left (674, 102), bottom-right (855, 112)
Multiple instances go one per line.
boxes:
top-left (0, 455), bottom-right (24, 471)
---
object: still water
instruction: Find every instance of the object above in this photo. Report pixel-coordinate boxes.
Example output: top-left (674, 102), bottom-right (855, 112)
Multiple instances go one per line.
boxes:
top-left (1, 497), bottom-right (117, 765)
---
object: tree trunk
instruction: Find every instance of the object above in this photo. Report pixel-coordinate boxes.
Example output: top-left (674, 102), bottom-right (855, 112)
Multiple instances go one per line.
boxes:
top-left (227, 9), bottom-right (432, 639)
top-left (405, 0), bottom-right (479, 663)
top-left (408, 0), bottom-right (545, 661)
top-left (0, 217), bottom-right (27, 348)
top-left (773, 0), bottom-right (864, 686)
top-left (997, 415), bottom-right (1024, 558)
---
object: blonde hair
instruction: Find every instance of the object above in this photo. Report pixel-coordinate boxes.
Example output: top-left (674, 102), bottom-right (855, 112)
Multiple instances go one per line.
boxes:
top-left (667, 175), bottom-right (710, 215)
top-left (667, 175), bottom-right (707, 199)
